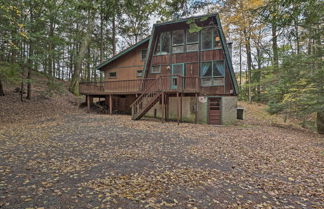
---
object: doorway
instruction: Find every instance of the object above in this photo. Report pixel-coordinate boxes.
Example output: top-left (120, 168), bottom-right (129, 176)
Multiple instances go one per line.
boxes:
top-left (208, 97), bottom-right (222, 125)
top-left (171, 63), bottom-right (185, 89)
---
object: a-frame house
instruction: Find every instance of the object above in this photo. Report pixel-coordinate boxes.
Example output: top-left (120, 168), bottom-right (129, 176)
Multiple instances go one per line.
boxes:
top-left (80, 14), bottom-right (238, 125)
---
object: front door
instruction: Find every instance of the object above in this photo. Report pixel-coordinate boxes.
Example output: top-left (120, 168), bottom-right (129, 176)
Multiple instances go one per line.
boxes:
top-left (171, 63), bottom-right (185, 89)
top-left (208, 97), bottom-right (221, 125)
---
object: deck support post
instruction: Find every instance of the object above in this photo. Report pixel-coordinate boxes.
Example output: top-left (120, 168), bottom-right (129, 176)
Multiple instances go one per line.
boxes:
top-left (195, 93), bottom-right (198, 124)
top-left (161, 92), bottom-right (165, 123)
top-left (105, 96), bottom-right (109, 114)
top-left (109, 94), bottom-right (113, 114)
top-left (180, 93), bottom-right (182, 123)
top-left (87, 95), bottom-right (90, 113)
top-left (165, 95), bottom-right (169, 121)
top-left (177, 92), bottom-right (180, 125)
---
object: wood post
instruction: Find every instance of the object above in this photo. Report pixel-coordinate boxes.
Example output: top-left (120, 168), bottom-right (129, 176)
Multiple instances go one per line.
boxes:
top-left (177, 92), bottom-right (180, 125)
top-left (161, 92), bottom-right (165, 122)
top-left (105, 96), bottom-right (109, 114)
top-left (109, 94), bottom-right (112, 114)
top-left (87, 95), bottom-right (90, 113)
top-left (165, 95), bottom-right (169, 121)
top-left (180, 93), bottom-right (182, 123)
top-left (195, 93), bottom-right (198, 124)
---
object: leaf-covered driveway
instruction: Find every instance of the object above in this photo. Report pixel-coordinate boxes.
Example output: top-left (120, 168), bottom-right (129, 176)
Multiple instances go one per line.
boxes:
top-left (0, 114), bottom-right (323, 208)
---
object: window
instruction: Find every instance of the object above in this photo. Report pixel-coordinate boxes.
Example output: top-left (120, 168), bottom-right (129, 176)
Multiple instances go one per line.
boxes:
top-left (213, 30), bottom-right (221, 48)
top-left (186, 31), bottom-right (199, 52)
top-left (155, 32), bottom-right (171, 55)
top-left (108, 72), bottom-right (117, 78)
top-left (200, 61), bottom-right (225, 86)
top-left (213, 61), bottom-right (225, 76)
top-left (141, 49), bottom-right (147, 60)
top-left (172, 63), bottom-right (184, 75)
top-left (201, 27), bottom-right (221, 50)
top-left (137, 70), bottom-right (143, 77)
top-left (151, 65), bottom-right (161, 73)
top-left (201, 27), bottom-right (213, 50)
top-left (172, 30), bottom-right (185, 53)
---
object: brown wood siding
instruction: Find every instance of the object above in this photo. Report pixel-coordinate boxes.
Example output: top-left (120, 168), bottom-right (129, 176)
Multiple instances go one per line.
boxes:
top-left (200, 50), bottom-right (224, 62)
top-left (147, 49), bottom-right (229, 95)
top-left (225, 64), bottom-right (233, 94)
top-left (172, 52), bottom-right (198, 63)
top-left (152, 55), bottom-right (169, 65)
top-left (102, 42), bottom-right (148, 81)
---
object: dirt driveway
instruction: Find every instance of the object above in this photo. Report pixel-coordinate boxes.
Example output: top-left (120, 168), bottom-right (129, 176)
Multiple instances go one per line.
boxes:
top-left (0, 113), bottom-right (323, 208)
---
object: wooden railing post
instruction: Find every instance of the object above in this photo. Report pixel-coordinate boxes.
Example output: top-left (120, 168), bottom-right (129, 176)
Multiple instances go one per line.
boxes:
top-left (159, 76), bottom-right (162, 91)
top-left (195, 76), bottom-right (199, 92)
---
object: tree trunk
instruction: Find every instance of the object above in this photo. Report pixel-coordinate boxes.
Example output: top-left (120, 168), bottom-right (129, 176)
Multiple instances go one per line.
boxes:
top-left (112, 15), bottom-right (116, 55)
top-left (87, 47), bottom-right (91, 81)
top-left (272, 23), bottom-right (279, 68)
top-left (26, 67), bottom-right (32, 99)
top-left (26, 44), bottom-right (33, 100)
top-left (0, 79), bottom-right (4, 96)
top-left (317, 112), bottom-right (324, 134)
top-left (256, 47), bottom-right (262, 98)
top-left (239, 43), bottom-right (242, 89)
top-left (69, 14), bottom-right (96, 95)
top-left (244, 30), bottom-right (252, 103)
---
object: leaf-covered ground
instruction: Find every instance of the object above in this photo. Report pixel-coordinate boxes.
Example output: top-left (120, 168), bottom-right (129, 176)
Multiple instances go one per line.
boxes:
top-left (0, 105), bottom-right (323, 208)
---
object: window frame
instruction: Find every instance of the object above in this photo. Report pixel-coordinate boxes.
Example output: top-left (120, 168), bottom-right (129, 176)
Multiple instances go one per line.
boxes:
top-left (136, 70), bottom-right (143, 77)
top-left (141, 49), bottom-right (147, 61)
top-left (199, 61), bottom-right (225, 86)
top-left (172, 30), bottom-right (185, 54)
top-left (150, 65), bottom-right (161, 74)
top-left (186, 30), bottom-right (199, 52)
top-left (108, 72), bottom-right (117, 79)
top-left (171, 63), bottom-right (185, 76)
top-left (154, 32), bottom-right (171, 56)
top-left (200, 26), bottom-right (222, 51)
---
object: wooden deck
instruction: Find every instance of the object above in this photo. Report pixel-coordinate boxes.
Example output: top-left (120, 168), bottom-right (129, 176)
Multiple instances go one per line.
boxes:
top-left (79, 76), bottom-right (201, 95)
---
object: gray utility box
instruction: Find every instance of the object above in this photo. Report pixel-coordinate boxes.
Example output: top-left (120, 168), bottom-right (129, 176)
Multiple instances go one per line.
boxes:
top-left (237, 107), bottom-right (244, 120)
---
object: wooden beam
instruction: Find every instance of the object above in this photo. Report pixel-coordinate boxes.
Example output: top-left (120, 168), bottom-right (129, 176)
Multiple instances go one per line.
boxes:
top-left (109, 94), bottom-right (112, 114)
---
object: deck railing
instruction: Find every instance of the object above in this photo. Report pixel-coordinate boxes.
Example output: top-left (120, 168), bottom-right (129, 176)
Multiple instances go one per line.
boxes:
top-left (79, 76), bottom-right (200, 95)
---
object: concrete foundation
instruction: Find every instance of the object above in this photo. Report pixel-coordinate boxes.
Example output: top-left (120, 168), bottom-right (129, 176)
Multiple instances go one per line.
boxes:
top-left (145, 95), bottom-right (237, 125)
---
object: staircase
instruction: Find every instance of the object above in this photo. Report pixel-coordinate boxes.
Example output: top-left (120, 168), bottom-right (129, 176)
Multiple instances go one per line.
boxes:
top-left (131, 79), bottom-right (162, 120)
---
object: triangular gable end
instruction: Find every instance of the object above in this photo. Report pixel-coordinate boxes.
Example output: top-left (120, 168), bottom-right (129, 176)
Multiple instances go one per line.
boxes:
top-left (97, 37), bottom-right (150, 71)
top-left (214, 14), bottom-right (239, 95)
top-left (143, 14), bottom-right (239, 94)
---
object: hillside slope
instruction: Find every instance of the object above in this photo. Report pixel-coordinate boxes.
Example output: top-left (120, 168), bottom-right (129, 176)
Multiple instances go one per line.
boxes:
top-left (0, 71), bottom-right (82, 125)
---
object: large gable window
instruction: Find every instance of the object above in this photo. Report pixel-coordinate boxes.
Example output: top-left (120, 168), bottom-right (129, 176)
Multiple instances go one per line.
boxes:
top-left (172, 30), bottom-right (185, 53)
top-left (155, 32), bottom-right (171, 55)
top-left (186, 31), bottom-right (199, 52)
top-left (201, 27), bottom-right (213, 50)
top-left (200, 61), bottom-right (225, 86)
top-left (201, 27), bottom-right (221, 50)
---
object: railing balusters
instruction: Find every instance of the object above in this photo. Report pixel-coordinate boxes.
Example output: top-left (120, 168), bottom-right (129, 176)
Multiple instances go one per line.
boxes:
top-left (79, 76), bottom-right (201, 95)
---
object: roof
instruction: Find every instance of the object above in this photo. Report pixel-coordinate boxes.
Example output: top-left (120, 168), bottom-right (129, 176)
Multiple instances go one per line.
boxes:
top-left (142, 13), bottom-right (239, 95)
top-left (96, 37), bottom-right (150, 70)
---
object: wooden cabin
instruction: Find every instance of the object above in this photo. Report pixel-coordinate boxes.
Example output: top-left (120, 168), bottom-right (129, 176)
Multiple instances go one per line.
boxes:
top-left (80, 14), bottom-right (239, 125)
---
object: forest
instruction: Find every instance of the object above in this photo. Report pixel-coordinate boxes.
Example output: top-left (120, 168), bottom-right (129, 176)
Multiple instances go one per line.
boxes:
top-left (0, 0), bottom-right (323, 133)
